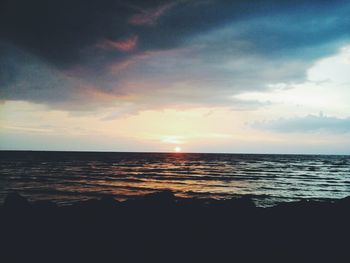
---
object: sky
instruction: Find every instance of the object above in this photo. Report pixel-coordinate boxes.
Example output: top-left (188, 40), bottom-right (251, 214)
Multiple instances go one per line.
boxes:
top-left (1, 0), bottom-right (350, 154)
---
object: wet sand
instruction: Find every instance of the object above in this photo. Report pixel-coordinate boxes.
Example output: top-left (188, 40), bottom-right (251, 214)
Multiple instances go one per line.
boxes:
top-left (1, 191), bottom-right (349, 263)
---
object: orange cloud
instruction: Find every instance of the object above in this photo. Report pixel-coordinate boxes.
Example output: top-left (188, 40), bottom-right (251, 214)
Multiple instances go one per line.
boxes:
top-left (97, 35), bottom-right (138, 52)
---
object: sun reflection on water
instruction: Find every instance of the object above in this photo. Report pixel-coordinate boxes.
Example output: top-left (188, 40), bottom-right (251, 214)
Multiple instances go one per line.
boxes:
top-left (1, 152), bottom-right (350, 206)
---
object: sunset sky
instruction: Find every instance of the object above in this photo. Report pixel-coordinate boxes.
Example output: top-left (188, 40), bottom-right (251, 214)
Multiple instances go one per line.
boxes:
top-left (1, 0), bottom-right (350, 154)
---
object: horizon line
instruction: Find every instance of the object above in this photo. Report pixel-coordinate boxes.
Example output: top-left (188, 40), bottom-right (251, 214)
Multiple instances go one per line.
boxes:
top-left (0, 149), bottom-right (349, 156)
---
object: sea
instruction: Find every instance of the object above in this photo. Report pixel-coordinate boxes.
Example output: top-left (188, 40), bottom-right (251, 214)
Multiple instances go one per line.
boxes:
top-left (0, 151), bottom-right (349, 207)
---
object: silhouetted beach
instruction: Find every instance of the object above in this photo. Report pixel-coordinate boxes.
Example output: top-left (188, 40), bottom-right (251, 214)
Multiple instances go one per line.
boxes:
top-left (1, 191), bottom-right (349, 263)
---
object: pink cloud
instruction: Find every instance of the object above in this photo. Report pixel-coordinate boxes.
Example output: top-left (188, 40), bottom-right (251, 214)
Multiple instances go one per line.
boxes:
top-left (128, 2), bottom-right (176, 26)
top-left (97, 35), bottom-right (138, 52)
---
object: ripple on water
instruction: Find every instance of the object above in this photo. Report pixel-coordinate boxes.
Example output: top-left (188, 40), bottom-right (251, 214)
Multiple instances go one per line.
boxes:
top-left (0, 152), bottom-right (349, 207)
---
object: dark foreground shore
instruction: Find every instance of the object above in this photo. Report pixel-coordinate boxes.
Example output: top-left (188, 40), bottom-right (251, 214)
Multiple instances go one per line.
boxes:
top-left (1, 192), bottom-right (349, 263)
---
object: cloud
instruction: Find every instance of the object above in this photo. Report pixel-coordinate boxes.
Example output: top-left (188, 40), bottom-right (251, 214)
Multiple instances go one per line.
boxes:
top-left (2, 0), bottom-right (349, 67)
top-left (0, 0), bottom-right (130, 67)
top-left (1, 0), bottom-right (350, 113)
top-left (0, 43), bottom-right (124, 111)
top-left (109, 53), bottom-right (150, 73)
top-left (102, 43), bottom-right (312, 110)
top-left (128, 2), bottom-right (177, 26)
top-left (253, 113), bottom-right (350, 133)
top-left (97, 35), bottom-right (138, 52)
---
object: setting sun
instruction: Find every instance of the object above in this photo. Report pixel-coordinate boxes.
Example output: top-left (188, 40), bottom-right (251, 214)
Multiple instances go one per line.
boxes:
top-left (174, 146), bottom-right (182, 153)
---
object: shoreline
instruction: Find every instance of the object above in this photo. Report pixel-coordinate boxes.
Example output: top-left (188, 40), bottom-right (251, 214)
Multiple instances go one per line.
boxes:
top-left (1, 191), bottom-right (349, 209)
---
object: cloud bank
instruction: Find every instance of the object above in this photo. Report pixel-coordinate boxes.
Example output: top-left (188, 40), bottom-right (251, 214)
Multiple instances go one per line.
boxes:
top-left (254, 114), bottom-right (350, 134)
top-left (1, 0), bottom-right (350, 112)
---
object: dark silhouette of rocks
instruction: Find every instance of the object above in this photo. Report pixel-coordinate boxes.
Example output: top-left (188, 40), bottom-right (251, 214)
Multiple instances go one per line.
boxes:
top-left (215, 195), bottom-right (256, 210)
top-left (0, 191), bottom-right (349, 263)
top-left (32, 200), bottom-right (58, 209)
top-left (337, 195), bottom-right (350, 207)
top-left (85, 195), bottom-right (120, 208)
top-left (128, 190), bottom-right (176, 207)
top-left (3, 192), bottom-right (30, 210)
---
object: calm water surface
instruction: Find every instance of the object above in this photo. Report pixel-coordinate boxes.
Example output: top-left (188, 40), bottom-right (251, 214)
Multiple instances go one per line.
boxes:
top-left (0, 151), bottom-right (349, 206)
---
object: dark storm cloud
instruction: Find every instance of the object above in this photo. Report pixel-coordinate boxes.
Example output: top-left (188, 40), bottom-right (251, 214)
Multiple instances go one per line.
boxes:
top-left (0, 0), bottom-right (167, 67)
top-left (1, 0), bottom-right (350, 110)
top-left (2, 0), bottom-right (349, 67)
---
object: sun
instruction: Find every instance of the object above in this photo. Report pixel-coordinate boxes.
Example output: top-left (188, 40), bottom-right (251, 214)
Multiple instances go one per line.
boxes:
top-left (174, 146), bottom-right (182, 153)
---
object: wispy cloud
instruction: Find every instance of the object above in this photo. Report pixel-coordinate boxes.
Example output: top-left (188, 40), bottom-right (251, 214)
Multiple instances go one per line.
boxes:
top-left (110, 52), bottom-right (152, 73)
top-left (109, 47), bottom-right (192, 73)
top-left (253, 114), bottom-right (350, 134)
top-left (97, 35), bottom-right (138, 51)
top-left (1, 125), bottom-right (53, 133)
top-left (128, 2), bottom-right (177, 26)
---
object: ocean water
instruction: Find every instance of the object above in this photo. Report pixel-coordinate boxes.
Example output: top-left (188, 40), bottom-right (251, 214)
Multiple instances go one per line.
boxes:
top-left (0, 151), bottom-right (349, 207)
